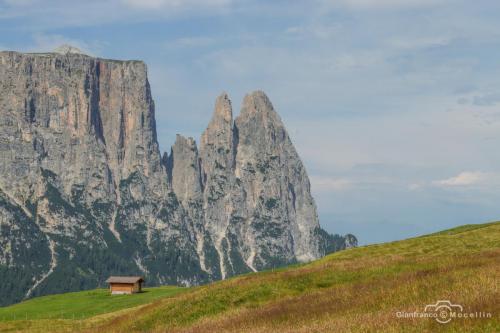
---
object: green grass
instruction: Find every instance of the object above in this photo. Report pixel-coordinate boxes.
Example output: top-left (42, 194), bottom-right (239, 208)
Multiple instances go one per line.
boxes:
top-left (0, 221), bottom-right (498, 333)
top-left (101, 221), bottom-right (499, 333)
top-left (0, 286), bottom-right (185, 321)
top-left (418, 221), bottom-right (500, 237)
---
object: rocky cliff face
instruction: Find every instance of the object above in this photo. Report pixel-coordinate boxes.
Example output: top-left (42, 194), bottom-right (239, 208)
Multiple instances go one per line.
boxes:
top-left (0, 50), bottom-right (355, 306)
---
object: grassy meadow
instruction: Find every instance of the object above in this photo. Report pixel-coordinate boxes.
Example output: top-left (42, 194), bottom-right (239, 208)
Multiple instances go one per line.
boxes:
top-left (0, 286), bottom-right (185, 321)
top-left (0, 221), bottom-right (498, 332)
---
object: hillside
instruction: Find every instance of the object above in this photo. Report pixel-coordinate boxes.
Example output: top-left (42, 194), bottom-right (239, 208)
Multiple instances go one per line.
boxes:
top-left (0, 286), bottom-right (185, 321)
top-left (0, 221), bottom-right (498, 332)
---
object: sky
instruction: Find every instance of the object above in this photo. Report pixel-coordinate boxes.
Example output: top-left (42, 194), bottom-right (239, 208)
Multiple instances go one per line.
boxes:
top-left (1, 0), bottom-right (500, 245)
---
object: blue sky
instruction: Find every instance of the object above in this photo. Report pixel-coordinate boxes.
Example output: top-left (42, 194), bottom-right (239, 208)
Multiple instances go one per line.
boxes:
top-left (1, 0), bottom-right (500, 244)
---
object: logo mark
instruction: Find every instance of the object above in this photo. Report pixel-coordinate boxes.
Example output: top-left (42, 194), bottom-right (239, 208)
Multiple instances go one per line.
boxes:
top-left (424, 300), bottom-right (463, 324)
top-left (395, 300), bottom-right (491, 324)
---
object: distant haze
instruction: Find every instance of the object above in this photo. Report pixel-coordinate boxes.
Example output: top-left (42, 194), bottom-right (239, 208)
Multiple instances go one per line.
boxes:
top-left (1, 0), bottom-right (499, 244)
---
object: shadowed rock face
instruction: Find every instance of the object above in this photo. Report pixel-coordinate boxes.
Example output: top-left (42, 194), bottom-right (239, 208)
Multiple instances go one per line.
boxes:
top-left (0, 50), bottom-right (355, 306)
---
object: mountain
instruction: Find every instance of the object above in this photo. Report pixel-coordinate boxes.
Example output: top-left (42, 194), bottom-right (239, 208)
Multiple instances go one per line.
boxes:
top-left (0, 222), bottom-right (497, 332)
top-left (0, 49), bottom-right (355, 306)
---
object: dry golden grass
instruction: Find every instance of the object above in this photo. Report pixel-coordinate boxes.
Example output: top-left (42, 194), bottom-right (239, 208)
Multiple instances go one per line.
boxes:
top-left (154, 251), bottom-right (499, 333)
top-left (1, 222), bottom-right (498, 333)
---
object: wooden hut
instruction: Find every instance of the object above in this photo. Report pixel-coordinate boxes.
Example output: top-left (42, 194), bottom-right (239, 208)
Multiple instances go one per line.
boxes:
top-left (106, 276), bottom-right (144, 295)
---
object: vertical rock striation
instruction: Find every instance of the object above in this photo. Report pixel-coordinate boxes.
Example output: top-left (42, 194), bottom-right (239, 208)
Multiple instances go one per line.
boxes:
top-left (234, 91), bottom-right (322, 266)
top-left (0, 50), bottom-right (355, 306)
top-left (198, 92), bottom-right (239, 277)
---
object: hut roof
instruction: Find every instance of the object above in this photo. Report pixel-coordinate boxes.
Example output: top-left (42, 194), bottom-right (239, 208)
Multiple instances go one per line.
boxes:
top-left (106, 276), bottom-right (144, 284)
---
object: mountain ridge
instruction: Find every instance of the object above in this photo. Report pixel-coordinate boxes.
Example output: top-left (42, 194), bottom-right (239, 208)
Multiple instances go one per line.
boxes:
top-left (0, 49), bottom-right (355, 306)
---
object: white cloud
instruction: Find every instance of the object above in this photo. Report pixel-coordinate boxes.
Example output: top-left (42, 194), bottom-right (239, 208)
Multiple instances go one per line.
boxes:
top-left (2, 0), bottom-right (37, 5)
top-left (310, 176), bottom-right (353, 192)
top-left (122, 0), bottom-right (178, 9)
top-left (170, 36), bottom-right (215, 48)
top-left (285, 23), bottom-right (341, 40)
top-left (122, 0), bottom-right (231, 10)
top-left (432, 171), bottom-right (487, 187)
top-left (408, 183), bottom-right (422, 191)
top-left (29, 33), bottom-right (97, 55)
top-left (0, 0), bottom-right (234, 28)
top-left (322, 0), bottom-right (448, 10)
top-left (386, 36), bottom-right (452, 50)
top-left (310, 174), bottom-right (401, 193)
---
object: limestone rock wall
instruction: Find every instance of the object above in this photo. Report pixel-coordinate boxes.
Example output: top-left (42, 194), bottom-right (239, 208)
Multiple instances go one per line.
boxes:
top-left (0, 50), bottom-right (354, 306)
